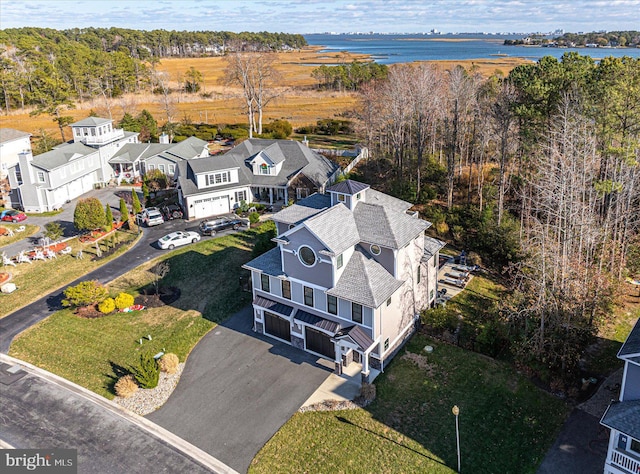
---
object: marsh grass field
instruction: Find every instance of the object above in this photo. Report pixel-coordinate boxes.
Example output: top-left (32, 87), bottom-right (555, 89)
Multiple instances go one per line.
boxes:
top-left (0, 47), bottom-right (528, 139)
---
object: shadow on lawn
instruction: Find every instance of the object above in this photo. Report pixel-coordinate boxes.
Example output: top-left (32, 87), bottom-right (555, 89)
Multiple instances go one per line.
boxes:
top-left (105, 361), bottom-right (131, 394)
top-left (336, 416), bottom-right (449, 467)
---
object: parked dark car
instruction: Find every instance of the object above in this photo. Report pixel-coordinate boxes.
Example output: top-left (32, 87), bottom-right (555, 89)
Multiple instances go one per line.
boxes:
top-left (198, 216), bottom-right (244, 236)
top-left (160, 204), bottom-right (183, 220)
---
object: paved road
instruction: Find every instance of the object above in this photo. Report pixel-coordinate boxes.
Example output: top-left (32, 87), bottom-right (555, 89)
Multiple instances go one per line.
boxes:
top-left (0, 354), bottom-right (237, 474)
top-left (0, 192), bottom-right (235, 353)
top-left (147, 306), bottom-right (333, 474)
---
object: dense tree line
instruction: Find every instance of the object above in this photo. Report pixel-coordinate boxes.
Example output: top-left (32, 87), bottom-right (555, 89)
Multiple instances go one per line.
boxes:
top-left (0, 27), bottom-right (306, 115)
top-left (355, 53), bottom-right (640, 382)
top-left (505, 30), bottom-right (640, 47)
top-left (311, 61), bottom-right (388, 91)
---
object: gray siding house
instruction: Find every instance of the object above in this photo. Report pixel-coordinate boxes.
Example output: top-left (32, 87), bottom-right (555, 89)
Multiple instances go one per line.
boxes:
top-left (175, 139), bottom-right (340, 220)
top-left (243, 180), bottom-right (445, 382)
top-left (601, 318), bottom-right (640, 474)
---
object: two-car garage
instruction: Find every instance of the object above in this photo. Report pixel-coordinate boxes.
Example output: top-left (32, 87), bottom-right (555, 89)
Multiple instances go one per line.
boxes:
top-left (191, 195), bottom-right (230, 220)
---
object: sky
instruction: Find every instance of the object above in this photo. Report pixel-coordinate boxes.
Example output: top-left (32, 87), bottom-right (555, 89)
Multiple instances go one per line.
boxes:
top-left (0, 0), bottom-right (639, 35)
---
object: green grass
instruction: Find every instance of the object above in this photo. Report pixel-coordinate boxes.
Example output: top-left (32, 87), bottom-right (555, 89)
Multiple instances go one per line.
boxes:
top-left (250, 334), bottom-right (570, 474)
top-left (9, 226), bottom-right (270, 398)
top-left (0, 223), bottom-right (39, 247)
top-left (25, 209), bottom-right (63, 217)
top-left (0, 230), bottom-right (140, 319)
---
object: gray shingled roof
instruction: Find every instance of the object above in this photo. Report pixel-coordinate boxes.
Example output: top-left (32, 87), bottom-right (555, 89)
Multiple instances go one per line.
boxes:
top-left (271, 193), bottom-right (331, 225)
top-left (166, 136), bottom-right (208, 160)
top-left (327, 180), bottom-right (370, 195)
top-left (294, 310), bottom-right (340, 333)
top-left (0, 128), bottom-right (31, 144)
top-left (253, 295), bottom-right (294, 317)
top-left (365, 188), bottom-right (413, 213)
top-left (242, 247), bottom-right (285, 277)
top-left (72, 117), bottom-right (112, 127)
top-left (304, 204), bottom-right (360, 255)
top-left (109, 143), bottom-right (173, 164)
top-left (354, 201), bottom-right (430, 249)
top-left (423, 237), bottom-right (447, 260)
top-left (251, 143), bottom-right (286, 164)
top-left (600, 399), bottom-right (640, 440)
top-left (31, 142), bottom-right (97, 171)
top-left (177, 154), bottom-right (249, 198)
top-left (619, 318), bottom-right (640, 358)
top-left (327, 248), bottom-right (404, 308)
top-left (334, 325), bottom-right (375, 352)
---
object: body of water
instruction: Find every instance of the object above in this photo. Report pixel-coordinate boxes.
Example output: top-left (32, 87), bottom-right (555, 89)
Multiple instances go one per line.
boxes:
top-left (303, 33), bottom-right (640, 64)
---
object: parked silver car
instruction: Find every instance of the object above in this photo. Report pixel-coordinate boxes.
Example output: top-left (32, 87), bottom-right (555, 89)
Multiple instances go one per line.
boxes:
top-left (157, 231), bottom-right (201, 250)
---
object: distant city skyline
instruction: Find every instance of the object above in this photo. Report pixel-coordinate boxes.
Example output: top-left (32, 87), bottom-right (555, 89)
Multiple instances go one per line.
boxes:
top-left (1, 0), bottom-right (639, 35)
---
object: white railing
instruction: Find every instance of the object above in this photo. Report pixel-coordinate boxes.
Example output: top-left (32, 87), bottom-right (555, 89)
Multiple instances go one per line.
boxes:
top-left (610, 450), bottom-right (640, 474)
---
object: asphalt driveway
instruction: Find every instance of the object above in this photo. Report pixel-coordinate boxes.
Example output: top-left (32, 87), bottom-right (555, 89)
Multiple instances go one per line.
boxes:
top-left (147, 306), bottom-right (333, 473)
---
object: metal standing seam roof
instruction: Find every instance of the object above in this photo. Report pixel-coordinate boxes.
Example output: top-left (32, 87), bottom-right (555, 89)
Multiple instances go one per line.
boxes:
top-left (242, 247), bottom-right (285, 277)
top-left (71, 117), bottom-right (112, 127)
top-left (619, 318), bottom-right (640, 358)
top-left (334, 325), bottom-right (375, 352)
top-left (253, 296), bottom-right (294, 317)
top-left (327, 248), bottom-right (404, 308)
top-left (600, 399), bottom-right (640, 440)
top-left (294, 309), bottom-right (340, 333)
top-left (327, 180), bottom-right (370, 195)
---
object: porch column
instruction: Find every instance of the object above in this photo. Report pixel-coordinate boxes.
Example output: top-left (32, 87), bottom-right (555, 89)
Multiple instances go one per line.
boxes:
top-left (269, 188), bottom-right (273, 205)
top-left (284, 187), bottom-right (288, 204)
top-left (334, 342), bottom-right (342, 375)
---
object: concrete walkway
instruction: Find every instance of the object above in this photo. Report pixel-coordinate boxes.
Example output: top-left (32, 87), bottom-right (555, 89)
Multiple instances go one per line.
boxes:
top-left (0, 353), bottom-right (237, 474)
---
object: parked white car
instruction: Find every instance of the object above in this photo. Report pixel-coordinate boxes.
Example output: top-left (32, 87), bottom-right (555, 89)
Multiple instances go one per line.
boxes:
top-left (140, 208), bottom-right (164, 227)
top-left (157, 231), bottom-right (201, 250)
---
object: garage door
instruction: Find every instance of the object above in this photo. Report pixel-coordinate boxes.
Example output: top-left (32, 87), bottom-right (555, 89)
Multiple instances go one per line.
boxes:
top-left (305, 327), bottom-right (335, 359)
top-left (193, 195), bottom-right (230, 219)
top-left (264, 312), bottom-right (291, 342)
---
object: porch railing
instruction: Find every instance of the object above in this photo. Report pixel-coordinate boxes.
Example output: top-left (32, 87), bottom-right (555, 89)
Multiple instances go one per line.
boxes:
top-left (609, 449), bottom-right (640, 474)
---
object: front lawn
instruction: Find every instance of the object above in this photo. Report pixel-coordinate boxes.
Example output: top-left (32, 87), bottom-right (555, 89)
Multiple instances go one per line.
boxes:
top-left (0, 223), bottom-right (39, 247)
top-left (250, 333), bottom-right (570, 474)
top-left (0, 229), bottom-right (139, 318)
top-left (9, 226), bottom-right (268, 398)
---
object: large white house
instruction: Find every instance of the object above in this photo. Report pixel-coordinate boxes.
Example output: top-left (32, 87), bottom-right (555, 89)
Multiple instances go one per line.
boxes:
top-left (0, 128), bottom-right (32, 208)
top-left (243, 180), bottom-right (445, 381)
top-left (601, 318), bottom-right (640, 474)
top-left (175, 138), bottom-right (341, 220)
top-left (6, 117), bottom-right (209, 213)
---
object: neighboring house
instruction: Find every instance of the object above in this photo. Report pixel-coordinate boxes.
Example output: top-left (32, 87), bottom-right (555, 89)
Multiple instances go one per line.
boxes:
top-left (242, 179), bottom-right (445, 382)
top-left (601, 318), bottom-right (640, 474)
top-left (108, 136), bottom-right (209, 182)
top-left (0, 128), bottom-right (32, 208)
top-left (175, 138), bottom-right (340, 220)
top-left (7, 117), bottom-right (138, 212)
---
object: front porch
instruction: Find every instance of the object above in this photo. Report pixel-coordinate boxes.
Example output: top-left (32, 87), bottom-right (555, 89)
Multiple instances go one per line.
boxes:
top-left (252, 185), bottom-right (288, 206)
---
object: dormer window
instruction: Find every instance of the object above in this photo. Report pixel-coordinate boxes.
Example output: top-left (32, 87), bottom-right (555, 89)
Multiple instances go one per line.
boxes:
top-left (260, 163), bottom-right (269, 175)
top-left (206, 171), bottom-right (231, 186)
top-left (298, 246), bottom-right (317, 267)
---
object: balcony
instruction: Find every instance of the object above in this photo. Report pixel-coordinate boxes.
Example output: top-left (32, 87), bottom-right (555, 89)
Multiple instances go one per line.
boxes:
top-left (608, 449), bottom-right (640, 474)
top-left (76, 129), bottom-right (125, 146)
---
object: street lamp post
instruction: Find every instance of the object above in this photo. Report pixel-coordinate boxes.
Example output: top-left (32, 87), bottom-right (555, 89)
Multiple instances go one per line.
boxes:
top-left (452, 405), bottom-right (461, 473)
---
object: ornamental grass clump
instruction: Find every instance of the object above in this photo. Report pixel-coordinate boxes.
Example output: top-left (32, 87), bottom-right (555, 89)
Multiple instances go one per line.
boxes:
top-left (130, 352), bottom-right (159, 389)
top-left (114, 374), bottom-right (138, 398)
top-left (158, 353), bottom-right (179, 374)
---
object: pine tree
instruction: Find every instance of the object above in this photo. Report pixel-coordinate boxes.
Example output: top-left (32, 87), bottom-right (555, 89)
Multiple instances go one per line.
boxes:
top-left (119, 198), bottom-right (129, 222)
top-left (131, 189), bottom-right (142, 215)
top-left (105, 204), bottom-right (114, 231)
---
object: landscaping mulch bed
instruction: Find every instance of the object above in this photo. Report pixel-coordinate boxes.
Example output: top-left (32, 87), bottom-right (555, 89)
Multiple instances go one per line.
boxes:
top-left (75, 305), bottom-right (104, 319)
top-left (134, 286), bottom-right (181, 308)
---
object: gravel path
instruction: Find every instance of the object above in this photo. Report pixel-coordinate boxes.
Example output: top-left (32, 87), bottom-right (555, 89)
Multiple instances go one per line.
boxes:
top-left (114, 363), bottom-right (184, 416)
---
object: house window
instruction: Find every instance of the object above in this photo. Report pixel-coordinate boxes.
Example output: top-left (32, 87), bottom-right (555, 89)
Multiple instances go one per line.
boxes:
top-left (386, 297), bottom-right (391, 306)
top-left (91, 128), bottom-right (96, 136)
top-left (430, 289), bottom-right (435, 300)
top-left (384, 338), bottom-right (389, 351)
top-left (327, 295), bottom-right (337, 315)
top-left (281, 280), bottom-right (291, 299)
top-left (352, 303), bottom-right (363, 323)
top-left (417, 267), bottom-right (421, 283)
top-left (337, 194), bottom-right (345, 202)
top-left (298, 246), bottom-right (316, 267)
top-left (168, 164), bottom-right (175, 174)
top-left (631, 439), bottom-right (640, 455)
top-left (370, 244), bottom-right (381, 255)
top-left (235, 190), bottom-right (247, 203)
top-left (261, 274), bottom-right (270, 292)
top-left (158, 164), bottom-right (166, 173)
top-left (206, 171), bottom-right (231, 186)
top-left (337, 254), bottom-right (343, 269)
top-left (356, 193), bottom-right (361, 200)
top-left (37, 171), bottom-right (45, 183)
top-left (304, 286), bottom-right (314, 307)
top-left (260, 163), bottom-right (269, 175)
top-left (148, 164), bottom-right (155, 171)
top-left (15, 167), bottom-right (22, 185)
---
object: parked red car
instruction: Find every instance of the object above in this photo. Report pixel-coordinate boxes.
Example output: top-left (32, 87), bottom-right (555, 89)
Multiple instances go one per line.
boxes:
top-left (0, 209), bottom-right (27, 223)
